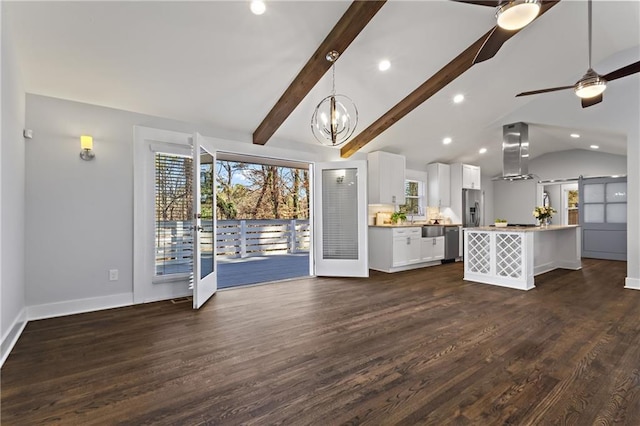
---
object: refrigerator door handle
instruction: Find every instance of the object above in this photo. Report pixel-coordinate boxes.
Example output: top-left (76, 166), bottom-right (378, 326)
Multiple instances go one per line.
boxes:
top-left (474, 201), bottom-right (480, 226)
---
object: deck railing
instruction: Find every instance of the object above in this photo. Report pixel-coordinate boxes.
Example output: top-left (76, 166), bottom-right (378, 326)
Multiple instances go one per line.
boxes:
top-left (155, 219), bottom-right (310, 273)
top-left (217, 219), bottom-right (310, 258)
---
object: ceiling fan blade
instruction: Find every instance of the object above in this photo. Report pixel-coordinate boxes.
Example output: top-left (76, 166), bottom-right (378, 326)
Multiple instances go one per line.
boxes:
top-left (450, 0), bottom-right (500, 6)
top-left (581, 94), bottom-right (603, 108)
top-left (471, 1), bottom-right (559, 65)
top-left (516, 85), bottom-right (574, 97)
top-left (473, 26), bottom-right (513, 64)
top-left (602, 61), bottom-right (640, 82)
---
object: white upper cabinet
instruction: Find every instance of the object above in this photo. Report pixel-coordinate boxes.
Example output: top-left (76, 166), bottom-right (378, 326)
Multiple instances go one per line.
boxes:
top-left (368, 151), bottom-right (406, 205)
top-left (451, 163), bottom-right (481, 191)
top-left (462, 164), bottom-right (481, 189)
top-left (427, 162), bottom-right (450, 208)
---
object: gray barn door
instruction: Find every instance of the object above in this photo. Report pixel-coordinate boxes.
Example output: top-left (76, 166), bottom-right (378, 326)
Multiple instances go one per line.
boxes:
top-left (579, 176), bottom-right (627, 260)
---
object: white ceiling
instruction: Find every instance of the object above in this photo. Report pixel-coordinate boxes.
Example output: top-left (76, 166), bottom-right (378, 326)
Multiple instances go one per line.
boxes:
top-left (5, 0), bottom-right (639, 175)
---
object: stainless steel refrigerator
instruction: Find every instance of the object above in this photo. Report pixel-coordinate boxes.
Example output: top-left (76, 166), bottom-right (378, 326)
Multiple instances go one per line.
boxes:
top-left (462, 188), bottom-right (483, 227)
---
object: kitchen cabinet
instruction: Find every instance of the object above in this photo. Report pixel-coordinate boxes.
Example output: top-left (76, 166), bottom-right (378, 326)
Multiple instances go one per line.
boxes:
top-left (462, 164), bottom-right (481, 189)
top-left (452, 163), bottom-right (481, 190)
top-left (368, 151), bottom-right (406, 205)
top-left (427, 163), bottom-right (450, 208)
top-left (421, 236), bottom-right (445, 262)
top-left (392, 228), bottom-right (421, 266)
top-left (369, 227), bottom-right (444, 272)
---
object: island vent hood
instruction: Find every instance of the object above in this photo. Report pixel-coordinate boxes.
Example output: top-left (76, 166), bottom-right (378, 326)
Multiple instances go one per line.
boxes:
top-left (494, 122), bottom-right (536, 181)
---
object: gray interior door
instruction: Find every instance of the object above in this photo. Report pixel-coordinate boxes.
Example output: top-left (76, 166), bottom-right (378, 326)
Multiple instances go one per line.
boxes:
top-left (579, 176), bottom-right (627, 261)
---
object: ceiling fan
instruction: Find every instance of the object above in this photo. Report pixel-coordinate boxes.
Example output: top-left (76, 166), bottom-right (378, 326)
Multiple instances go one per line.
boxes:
top-left (516, 0), bottom-right (640, 108)
top-left (454, 0), bottom-right (551, 64)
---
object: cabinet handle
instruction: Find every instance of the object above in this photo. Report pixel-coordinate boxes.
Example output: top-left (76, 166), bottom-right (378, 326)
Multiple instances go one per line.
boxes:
top-left (433, 238), bottom-right (436, 245)
top-left (407, 237), bottom-right (410, 245)
top-left (392, 195), bottom-right (396, 203)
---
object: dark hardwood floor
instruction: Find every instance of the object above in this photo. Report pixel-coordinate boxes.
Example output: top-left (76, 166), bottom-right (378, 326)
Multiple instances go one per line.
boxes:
top-left (2, 259), bottom-right (639, 425)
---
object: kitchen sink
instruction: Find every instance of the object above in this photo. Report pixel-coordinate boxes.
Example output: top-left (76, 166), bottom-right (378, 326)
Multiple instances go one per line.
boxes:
top-left (422, 225), bottom-right (444, 237)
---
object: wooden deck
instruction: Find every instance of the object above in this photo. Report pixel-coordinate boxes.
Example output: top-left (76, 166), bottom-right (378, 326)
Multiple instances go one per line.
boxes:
top-left (217, 253), bottom-right (309, 289)
top-left (2, 259), bottom-right (639, 424)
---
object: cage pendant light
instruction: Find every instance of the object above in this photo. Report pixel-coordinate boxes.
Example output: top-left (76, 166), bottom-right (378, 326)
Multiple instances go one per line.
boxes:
top-left (311, 51), bottom-right (358, 147)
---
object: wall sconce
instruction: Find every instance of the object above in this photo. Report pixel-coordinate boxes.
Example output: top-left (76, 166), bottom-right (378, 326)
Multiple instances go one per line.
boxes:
top-left (80, 135), bottom-right (95, 161)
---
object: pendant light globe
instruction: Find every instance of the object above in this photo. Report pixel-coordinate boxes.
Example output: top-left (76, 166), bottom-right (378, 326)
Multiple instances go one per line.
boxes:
top-left (310, 51), bottom-right (358, 147)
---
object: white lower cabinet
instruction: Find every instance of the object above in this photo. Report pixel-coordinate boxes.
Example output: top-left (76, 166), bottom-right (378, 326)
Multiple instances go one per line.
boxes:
top-left (392, 233), bottom-right (421, 267)
top-left (369, 227), bottom-right (443, 273)
top-left (421, 236), bottom-right (445, 262)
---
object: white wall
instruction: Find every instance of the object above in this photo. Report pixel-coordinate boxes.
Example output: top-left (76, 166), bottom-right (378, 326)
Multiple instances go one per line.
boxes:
top-left (626, 126), bottom-right (639, 288)
top-left (24, 94), bottom-right (343, 313)
top-left (481, 174), bottom-right (494, 226)
top-left (492, 149), bottom-right (628, 227)
top-left (493, 179), bottom-right (538, 225)
top-left (1, 8), bottom-right (27, 363)
top-left (530, 149), bottom-right (627, 181)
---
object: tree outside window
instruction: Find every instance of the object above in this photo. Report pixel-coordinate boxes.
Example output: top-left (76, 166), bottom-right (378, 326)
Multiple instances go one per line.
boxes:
top-left (400, 180), bottom-right (424, 216)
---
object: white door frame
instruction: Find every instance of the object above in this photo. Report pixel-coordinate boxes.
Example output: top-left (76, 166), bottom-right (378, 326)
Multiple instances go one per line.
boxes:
top-left (133, 126), bottom-right (193, 303)
top-left (313, 160), bottom-right (369, 277)
top-left (192, 133), bottom-right (217, 309)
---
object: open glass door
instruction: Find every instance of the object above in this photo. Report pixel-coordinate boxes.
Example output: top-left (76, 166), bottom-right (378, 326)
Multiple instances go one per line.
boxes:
top-left (313, 160), bottom-right (368, 277)
top-left (192, 133), bottom-right (217, 309)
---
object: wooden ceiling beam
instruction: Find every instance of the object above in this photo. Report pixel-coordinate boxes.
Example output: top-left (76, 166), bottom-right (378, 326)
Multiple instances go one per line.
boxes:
top-left (252, 0), bottom-right (387, 146)
top-left (340, 1), bottom-right (559, 158)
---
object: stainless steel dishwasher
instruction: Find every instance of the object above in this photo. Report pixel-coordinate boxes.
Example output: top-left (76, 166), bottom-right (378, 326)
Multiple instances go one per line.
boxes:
top-left (443, 226), bottom-right (459, 263)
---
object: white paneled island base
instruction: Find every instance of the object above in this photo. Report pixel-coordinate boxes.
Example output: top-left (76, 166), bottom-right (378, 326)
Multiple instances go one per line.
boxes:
top-left (464, 226), bottom-right (581, 291)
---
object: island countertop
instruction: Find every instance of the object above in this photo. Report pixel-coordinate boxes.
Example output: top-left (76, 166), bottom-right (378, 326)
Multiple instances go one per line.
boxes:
top-left (466, 225), bottom-right (579, 233)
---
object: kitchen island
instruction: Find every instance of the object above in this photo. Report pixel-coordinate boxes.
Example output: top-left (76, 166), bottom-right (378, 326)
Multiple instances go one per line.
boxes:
top-left (464, 225), bottom-right (581, 290)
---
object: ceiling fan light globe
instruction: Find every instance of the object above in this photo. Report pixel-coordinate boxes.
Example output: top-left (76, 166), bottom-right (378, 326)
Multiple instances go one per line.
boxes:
top-left (496, 0), bottom-right (541, 31)
top-left (574, 75), bottom-right (607, 99)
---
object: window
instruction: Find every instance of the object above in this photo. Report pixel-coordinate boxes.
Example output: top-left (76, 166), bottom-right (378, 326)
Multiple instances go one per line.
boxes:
top-left (401, 180), bottom-right (424, 216)
top-left (155, 153), bottom-right (194, 276)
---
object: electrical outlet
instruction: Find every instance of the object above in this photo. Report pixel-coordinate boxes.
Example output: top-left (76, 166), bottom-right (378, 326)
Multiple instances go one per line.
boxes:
top-left (109, 269), bottom-right (119, 281)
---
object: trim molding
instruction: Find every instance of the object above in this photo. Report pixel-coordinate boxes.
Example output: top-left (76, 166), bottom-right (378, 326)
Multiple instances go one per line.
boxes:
top-left (1, 308), bottom-right (28, 368)
top-left (624, 277), bottom-right (640, 290)
top-left (27, 292), bottom-right (134, 321)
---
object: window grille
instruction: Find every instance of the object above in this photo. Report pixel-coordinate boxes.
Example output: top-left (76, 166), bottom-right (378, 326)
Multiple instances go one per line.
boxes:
top-left (401, 180), bottom-right (423, 215)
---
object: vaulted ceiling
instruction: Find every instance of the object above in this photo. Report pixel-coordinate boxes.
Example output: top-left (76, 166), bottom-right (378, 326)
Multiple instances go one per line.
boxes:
top-left (5, 1), bottom-right (639, 175)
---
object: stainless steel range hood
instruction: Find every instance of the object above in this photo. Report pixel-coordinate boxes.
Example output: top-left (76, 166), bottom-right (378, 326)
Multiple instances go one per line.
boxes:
top-left (494, 122), bottom-right (536, 181)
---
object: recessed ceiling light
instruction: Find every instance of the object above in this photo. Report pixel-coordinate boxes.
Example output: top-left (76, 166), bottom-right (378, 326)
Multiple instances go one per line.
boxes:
top-left (453, 94), bottom-right (465, 103)
top-left (443, 137), bottom-right (452, 145)
top-left (590, 145), bottom-right (599, 149)
top-left (250, 0), bottom-right (266, 15)
top-left (378, 59), bottom-right (391, 72)
top-left (479, 148), bottom-right (487, 154)
top-left (570, 133), bottom-right (580, 138)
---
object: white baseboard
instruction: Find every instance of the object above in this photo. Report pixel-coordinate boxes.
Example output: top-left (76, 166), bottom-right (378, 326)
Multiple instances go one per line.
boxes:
top-left (1, 308), bottom-right (28, 368)
top-left (27, 292), bottom-right (134, 321)
top-left (624, 277), bottom-right (640, 290)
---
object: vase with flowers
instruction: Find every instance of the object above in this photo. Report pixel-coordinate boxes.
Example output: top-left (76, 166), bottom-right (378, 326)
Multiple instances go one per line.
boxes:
top-left (533, 206), bottom-right (556, 227)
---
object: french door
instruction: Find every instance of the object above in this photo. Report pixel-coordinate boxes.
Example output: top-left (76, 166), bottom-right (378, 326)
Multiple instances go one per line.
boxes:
top-left (192, 133), bottom-right (217, 309)
top-left (313, 160), bottom-right (368, 277)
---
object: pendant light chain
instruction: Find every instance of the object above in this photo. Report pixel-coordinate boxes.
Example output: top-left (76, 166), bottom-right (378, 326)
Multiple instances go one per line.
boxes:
top-left (587, 0), bottom-right (592, 69)
top-left (331, 61), bottom-right (336, 96)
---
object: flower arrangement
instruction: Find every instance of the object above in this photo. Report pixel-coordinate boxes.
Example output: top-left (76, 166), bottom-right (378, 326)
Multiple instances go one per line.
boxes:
top-left (532, 206), bottom-right (556, 223)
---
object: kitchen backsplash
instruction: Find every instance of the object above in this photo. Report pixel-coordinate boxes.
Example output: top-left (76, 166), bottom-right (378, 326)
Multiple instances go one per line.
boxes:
top-left (368, 204), bottom-right (453, 225)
